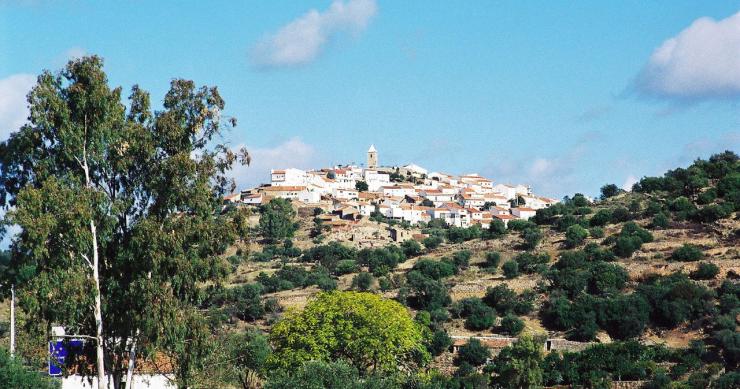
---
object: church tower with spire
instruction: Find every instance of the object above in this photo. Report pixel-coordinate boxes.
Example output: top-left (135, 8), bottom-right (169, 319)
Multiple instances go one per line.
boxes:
top-left (367, 144), bottom-right (378, 168)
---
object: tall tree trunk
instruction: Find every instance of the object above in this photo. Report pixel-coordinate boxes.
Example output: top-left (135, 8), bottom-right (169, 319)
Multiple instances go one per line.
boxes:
top-left (80, 129), bottom-right (107, 389)
top-left (91, 218), bottom-right (107, 389)
top-left (126, 332), bottom-right (139, 389)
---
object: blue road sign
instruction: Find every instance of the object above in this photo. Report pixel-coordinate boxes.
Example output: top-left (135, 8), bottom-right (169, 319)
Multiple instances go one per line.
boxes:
top-left (49, 339), bottom-right (84, 376)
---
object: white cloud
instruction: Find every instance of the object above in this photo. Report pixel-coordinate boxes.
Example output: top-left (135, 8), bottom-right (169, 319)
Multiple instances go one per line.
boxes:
top-left (228, 137), bottom-right (326, 190)
top-left (622, 175), bottom-right (638, 191)
top-left (633, 11), bottom-right (740, 101)
top-left (0, 73), bottom-right (35, 141)
top-left (250, 0), bottom-right (377, 69)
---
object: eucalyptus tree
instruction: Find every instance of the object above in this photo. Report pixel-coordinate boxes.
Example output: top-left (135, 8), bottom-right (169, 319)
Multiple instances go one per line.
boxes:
top-left (0, 56), bottom-right (249, 388)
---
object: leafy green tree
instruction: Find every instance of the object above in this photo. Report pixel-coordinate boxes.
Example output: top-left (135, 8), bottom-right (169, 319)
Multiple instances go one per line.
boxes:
top-left (456, 338), bottom-right (490, 367)
top-left (264, 360), bottom-right (395, 389)
top-left (670, 244), bottom-right (704, 262)
top-left (502, 260), bottom-right (520, 279)
top-left (406, 271), bottom-right (451, 310)
top-left (484, 252), bottom-right (502, 270)
top-left (452, 250), bottom-right (472, 270)
top-left (412, 259), bottom-right (456, 280)
top-left (600, 184), bottom-right (621, 199)
top-left (0, 348), bottom-right (58, 389)
top-left (690, 262), bottom-right (719, 280)
top-left (354, 180), bottom-right (369, 192)
top-left (589, 209), bottom-right (613, 227)
top-left (651, 212), bottom-right (670, 229)
top-left (259, 198), bottom-right (297, 242)
top-left (429, 329), bottom-right (453, 356)
top-left (351, 272), bottom-right (374, 291)
top-left (571, 193), bottom-right (589, 207)
top-left (712, 371), bottom-right (740, 389)
top-left (301, 242), bottom-right (357, 273)
top-left (491, 335), bottom-right (544, 389)
top-left (637, 273), bottom-right (715, 328)
top-left (212, 330), bottom-right (271, 388)
top-left (334, 259), bottom-right (359, 275)
top-left (588, 226), bottom-right (605, 239)
top-left (269, 291), bottom-right (429, 372)
top-left (521, 227), bottom-right (543, 250)
top-left (484, 284), bottom-right (534, 315)
top-left (588, 262), bottom-right (628, 295)
top-left (597, 294), bottom-right (649, 340)
top-left (422, 235), bottom-right (443, 250)
top-left (488, 219), bottom-right (507, 239)
top-left (0, 56), bottom-right (244, 388)
top-left (564, 225), bottom-right (589, 248)
top-left (500, 314), bottom-right (525, 336)
top-left (401, 239), bottom-right (423, 257)
top-left (613, 222), bottom-right (653, 258)
top-left (514, 252), bottom-right (550, 274)
top-left (451, 298), bottom-right (495, 331)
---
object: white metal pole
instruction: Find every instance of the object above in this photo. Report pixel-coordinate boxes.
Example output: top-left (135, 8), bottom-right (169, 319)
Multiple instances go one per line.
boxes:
top-left (10, 284), bottom-right (15, 357)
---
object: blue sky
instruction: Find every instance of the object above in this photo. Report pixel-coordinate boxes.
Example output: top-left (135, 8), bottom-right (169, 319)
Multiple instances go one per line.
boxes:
top-left (1, 0), bottom-right (739, 199)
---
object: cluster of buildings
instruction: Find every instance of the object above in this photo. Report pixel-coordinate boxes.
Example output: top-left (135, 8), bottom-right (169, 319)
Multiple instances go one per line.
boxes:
top-left (226, 146), bottom-right (558, 229)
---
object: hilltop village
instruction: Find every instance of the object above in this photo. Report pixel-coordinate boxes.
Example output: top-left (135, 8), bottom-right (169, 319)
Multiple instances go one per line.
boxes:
top-left (226, 145), bottom-right (558, 230)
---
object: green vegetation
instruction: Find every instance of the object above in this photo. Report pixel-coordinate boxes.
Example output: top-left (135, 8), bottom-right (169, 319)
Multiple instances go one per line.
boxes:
top-left (0, 349), bottom-right (58, 389)
top-left (260, 198), bottom-right (299, 242)
top-left (670, 243), bottom-right (704, 262)
top-left (269, 291), bottom-right (429, 372)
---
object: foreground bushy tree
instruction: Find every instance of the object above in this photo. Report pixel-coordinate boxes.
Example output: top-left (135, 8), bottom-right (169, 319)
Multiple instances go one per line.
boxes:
top-left (456, 338), bottom-right (490, 367)
top-left (490, 336), bottom-right (544, 388)
top-left (264, 360), bottom-right (397, 389)
top-left (0, 348), bottom-right (58, 389)
top-left (269, 291), bottom-right (429, 373)
top-left (0, 56), bottom-right (246, 388)
top-left (259, 198), bottom-right (297, 242)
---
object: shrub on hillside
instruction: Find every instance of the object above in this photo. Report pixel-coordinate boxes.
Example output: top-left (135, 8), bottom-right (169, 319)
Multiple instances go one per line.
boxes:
top-left (484, 252), bottom-right (502, 270)
top-left (423, 235), bottom-right (443, 250)
top-left (456, 338), bottom-right (490, 367)
top-left (522, 227), bottom-right (544, 250)
top-left (564, 225), bottom-right (589, 248)
top-left (690, 262), bottom-right (719, 280)
top-left (500, 314), bottom-right (525, 336)
top-left (401, 239), bottom-right (423, 257)
top-left (412, 259), bottom-right (457, 280)
top-left (351, 272), bottom-right (374, 291)
top-left (502, 260), bottom-right (520, 279)
top-left (588, 226), bottom-right (605, 239)
top-left (334, 259), bottom-right (358, 275)
top-left (514, 252), bottom-right (550, 274)
top-left (483, 284), bottom-right (535, 315)
top-left (488, 219), bottom-right (508, 238)
top-left (451, 298), bottom-right (496, 331)
top-left (670, 244), bottom-right (704, 262)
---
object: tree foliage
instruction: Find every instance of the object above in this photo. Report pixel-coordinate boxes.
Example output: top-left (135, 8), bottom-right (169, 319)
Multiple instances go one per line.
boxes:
top-left (269, 291), bottom-right (429, 373)
top-left (0, 56), bottom-right (244, 387)
top-left (259, 198), bottom-right (297, 242)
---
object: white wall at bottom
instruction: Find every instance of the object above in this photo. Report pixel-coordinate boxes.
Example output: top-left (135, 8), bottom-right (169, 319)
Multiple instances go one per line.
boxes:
top-left (60, 374), bottom-right (175, 389)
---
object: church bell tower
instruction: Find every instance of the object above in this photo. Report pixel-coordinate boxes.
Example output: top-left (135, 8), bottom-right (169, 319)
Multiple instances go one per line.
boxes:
top-left (367, 144), bottom-right (378, 168)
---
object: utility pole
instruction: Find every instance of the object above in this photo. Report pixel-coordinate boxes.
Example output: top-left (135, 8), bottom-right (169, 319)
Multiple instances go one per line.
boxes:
top-left (10, 284), bottom-right (15, 357)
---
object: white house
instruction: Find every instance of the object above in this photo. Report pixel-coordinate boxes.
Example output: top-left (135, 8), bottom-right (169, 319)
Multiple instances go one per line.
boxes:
top-left (403, 163), bottom-right (428, 176)
top-left (382, 185), bottom-right (415, 198)
top-left (493, 183), bottom-right (530, 200)
top-left (333, 187), bottom-right (359, 200)
top-left (262, 186), bottom-right (308, 201)
top-left (493, 213), bottom-right (518, 227)
top-left (271, 168), bottom-right (308, 187)
top-left (521, 195), bottom-right (558, 210)
top-left (242, 192), bottom-right (263, 206)
top-left (364, 169), bottom-right (390, 191)
top-left (511, 207), bottom-right (537, 220)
